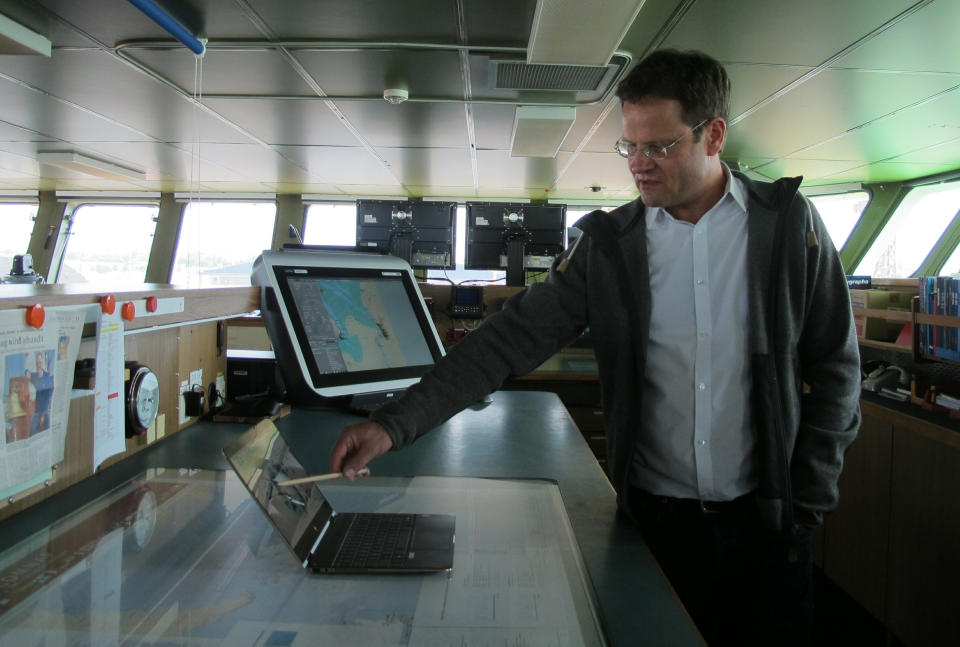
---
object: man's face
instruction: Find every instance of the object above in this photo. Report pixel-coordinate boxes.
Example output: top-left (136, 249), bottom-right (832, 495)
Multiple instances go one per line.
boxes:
top-left (620, 98), bottom-right (719, 214)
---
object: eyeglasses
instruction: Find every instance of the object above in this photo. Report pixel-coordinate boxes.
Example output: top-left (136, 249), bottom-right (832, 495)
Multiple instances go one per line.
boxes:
top-left (614, 119), bottom-right (709, 160)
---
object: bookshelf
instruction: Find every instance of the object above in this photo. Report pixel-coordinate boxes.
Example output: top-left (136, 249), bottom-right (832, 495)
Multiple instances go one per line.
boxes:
top-left (850, 278), bottom-right (960, 363)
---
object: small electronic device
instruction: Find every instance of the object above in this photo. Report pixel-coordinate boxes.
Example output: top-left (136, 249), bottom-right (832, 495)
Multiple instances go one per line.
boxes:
top-left (448, 285), bottom-right (484, 318)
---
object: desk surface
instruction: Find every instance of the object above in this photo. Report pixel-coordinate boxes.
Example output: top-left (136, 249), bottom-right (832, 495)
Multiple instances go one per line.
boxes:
top-left (0, 391), bottom-right (701, 647)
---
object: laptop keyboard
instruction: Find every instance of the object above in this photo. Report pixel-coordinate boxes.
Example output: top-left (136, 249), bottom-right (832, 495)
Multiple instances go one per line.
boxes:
top-left (332, 513), bottom-right (416, 569)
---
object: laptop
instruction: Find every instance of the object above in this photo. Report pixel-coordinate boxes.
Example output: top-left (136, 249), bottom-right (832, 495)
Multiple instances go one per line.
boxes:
top-left (222, 419), bottom-right (455, 574)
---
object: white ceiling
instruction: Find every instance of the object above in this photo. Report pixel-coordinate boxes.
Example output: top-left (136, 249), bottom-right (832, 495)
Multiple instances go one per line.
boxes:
top-left (0, 0), bottom-right (958, 200)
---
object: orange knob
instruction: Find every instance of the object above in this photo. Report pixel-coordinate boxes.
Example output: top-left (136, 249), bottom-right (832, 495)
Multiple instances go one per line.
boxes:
top-left (100, 294), bottom-right (116, 314)
top-left (121, 302), bottom-right (136, 322)
top-left (25, 304), bottom-right (45, 329)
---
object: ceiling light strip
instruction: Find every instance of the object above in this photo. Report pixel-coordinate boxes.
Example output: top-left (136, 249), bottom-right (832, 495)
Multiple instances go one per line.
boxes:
top-left (729, 0), bottom-right (934, 127)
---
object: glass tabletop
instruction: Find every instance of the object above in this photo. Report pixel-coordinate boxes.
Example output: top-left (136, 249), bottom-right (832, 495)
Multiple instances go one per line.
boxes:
top-left (0, 466), bottom-right (607, 646)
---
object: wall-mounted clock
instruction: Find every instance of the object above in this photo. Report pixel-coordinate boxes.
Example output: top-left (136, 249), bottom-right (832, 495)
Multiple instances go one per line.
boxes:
top-left (125, 361), bottom-right (159, 437)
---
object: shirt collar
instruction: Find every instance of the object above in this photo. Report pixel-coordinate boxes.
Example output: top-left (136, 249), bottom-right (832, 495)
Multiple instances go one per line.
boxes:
top-left (646, 162), bottom-right (747, 228)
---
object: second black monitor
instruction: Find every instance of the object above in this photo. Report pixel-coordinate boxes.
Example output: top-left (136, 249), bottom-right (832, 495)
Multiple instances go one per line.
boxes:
top-left (465, 202), bottom-right (567, 286)
top-left (356, 200), bottom-right (456, 270)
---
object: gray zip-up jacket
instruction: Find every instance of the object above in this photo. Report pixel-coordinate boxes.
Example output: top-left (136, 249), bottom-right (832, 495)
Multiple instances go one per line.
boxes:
top-left (373, 171), bottom-right (861, 534)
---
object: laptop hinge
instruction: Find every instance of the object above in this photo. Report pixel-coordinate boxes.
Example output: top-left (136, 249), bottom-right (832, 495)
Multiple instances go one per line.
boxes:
top-left (305, 511), bottom-right (336, 567)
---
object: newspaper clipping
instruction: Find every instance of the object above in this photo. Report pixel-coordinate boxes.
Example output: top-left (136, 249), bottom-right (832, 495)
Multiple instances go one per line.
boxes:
top-left (0, 307), bottom-right (84, 495)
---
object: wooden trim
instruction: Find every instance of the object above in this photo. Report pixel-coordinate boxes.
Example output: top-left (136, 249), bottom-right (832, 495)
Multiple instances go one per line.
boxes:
top-left (860, 398), bottom-right (960, 450)
top-left (0, 285), bottom-right (259, 332)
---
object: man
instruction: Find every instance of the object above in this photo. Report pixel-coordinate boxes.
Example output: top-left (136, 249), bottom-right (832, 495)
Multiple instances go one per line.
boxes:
top-left (330, 49), bottom-right (861, 645)
top-left (28, 351), bottom-right (54, 435)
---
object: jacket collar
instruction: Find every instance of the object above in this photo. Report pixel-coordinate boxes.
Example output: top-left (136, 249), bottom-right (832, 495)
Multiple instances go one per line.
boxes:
top-left (572, 171), bottom-right (803, 244)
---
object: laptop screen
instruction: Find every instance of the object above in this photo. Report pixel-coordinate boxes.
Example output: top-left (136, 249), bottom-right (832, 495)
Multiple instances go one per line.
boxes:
top-left (223, 420), bottom-right (333, 564)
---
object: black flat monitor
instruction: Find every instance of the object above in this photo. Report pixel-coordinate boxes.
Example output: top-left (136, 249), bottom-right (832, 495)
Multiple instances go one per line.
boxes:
top-left (355, 200), bottom-right (456, 269)
top-left (251, 249), bottom-right (445, 411)
top-left (464, 202), bottom-right (566, 286)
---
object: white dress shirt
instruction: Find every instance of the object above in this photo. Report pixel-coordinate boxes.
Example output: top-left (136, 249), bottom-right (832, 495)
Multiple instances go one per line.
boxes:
top-left (630, 166), bottom-right (758, 501)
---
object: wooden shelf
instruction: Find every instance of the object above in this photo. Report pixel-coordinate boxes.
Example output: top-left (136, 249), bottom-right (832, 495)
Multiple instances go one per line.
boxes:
top-left (859, 339), bottom-right (911, 353)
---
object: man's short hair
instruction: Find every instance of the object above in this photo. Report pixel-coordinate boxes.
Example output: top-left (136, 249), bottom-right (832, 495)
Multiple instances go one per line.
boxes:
top-left (615, 49), bottom-right (731, 134)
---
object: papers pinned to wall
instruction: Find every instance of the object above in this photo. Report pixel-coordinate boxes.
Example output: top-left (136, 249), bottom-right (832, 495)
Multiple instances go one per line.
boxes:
top-left (0, 306), bottom-right (85, 500)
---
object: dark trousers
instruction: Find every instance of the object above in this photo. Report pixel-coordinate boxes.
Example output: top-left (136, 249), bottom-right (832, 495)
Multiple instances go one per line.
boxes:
top-left (630, 487), bottom-right (814, 647)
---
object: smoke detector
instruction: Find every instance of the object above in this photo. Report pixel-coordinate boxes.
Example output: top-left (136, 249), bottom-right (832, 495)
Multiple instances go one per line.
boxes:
top-left (383, 88), bottom-right (409, 104)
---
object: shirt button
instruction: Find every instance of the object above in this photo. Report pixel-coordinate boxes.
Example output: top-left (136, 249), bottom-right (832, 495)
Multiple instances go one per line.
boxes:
top-left (699, 332), bottom-right (709, 339)
top-left (696, 279), bottom-right (704, 285)
top-left (697, 440), bottom-right (708, 446)
top-left (697, 383), bottom-right (706, 391)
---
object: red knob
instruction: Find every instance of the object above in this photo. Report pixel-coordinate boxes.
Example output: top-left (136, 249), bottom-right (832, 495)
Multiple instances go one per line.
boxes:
top-left (121, 302), bottom-right (136, 322)
top-left (145, 296), bottom-right (158, 312)
top-left (25, 304), bottom-right (45, 329)
top-left (100, 294), bottom-right (116, 314)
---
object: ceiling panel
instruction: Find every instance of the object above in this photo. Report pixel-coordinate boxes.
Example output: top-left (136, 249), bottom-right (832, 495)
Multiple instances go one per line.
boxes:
top-left (746, 158), bottom-right (864, 183)
top-left (376, 147), bottom-right (474, 188)
top-left (272, 145), bottom-right (400, 186)
top-left (165, 142), bottom-right (305, 183)
top-left (0, 73), bottom-right (152, 143)
top-left (240, 0), bottom-right (460, 42)
top-left (203, 97), bottom-right (359, 147)
top-left (724, 68), bottom-right (960, 160)
top-left (34, 0), bottom-right (214, 48)
top-left (462, 0), bottom-right (537, 45)
top-left (0, 148), bottom-right (38, 178)
top-left (564, 103), bottom-right (619, 154)
top-left (894, 137), bottom-right (960, 165)
top-left (822, 160), bottom-right (959, 183)
top-left (837, 0), bottom-right (960, 73)
top-left (661, 0), bottom-right (917, 66)
top-left (785, 88), bottom-right (960, 162)
top-left (0, 121), bottom-right (55, 142)
top-left (128, 48), bottom-right (314, 96)
top-left (476, 150), bottom-right (561, 194)
top-left (472, 103), bottom-right (519, 151)
top-left (0, 50), bottom-right (256, 143)
top-left (725, 63), bottom-right (814, 119)
top-left (552, 151), bottom-right (635, 193)
top-left (334, 101), bottom-right (469, 148)
top-left (297, 50), bottom-right (465, 99)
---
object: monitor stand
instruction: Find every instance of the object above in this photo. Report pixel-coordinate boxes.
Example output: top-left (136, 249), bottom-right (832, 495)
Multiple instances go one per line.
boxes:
top-left (347, 389), bottom-right (406, 414)
top-left (505, 237), bottom-right (525, 287)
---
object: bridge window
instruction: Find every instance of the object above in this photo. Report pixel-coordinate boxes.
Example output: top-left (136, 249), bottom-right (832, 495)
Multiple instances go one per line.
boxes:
top-left (59, 204), bottom-right (158, 283)
top-left (172, 201), bottom-right (276, 287)
top-left (854, 183), bottom-right (960, 278)
top-left (0, 203), bottom-right (38, 278)
top-left (303, 203), bottom-right (356, 246)
top-left (809, 191), bottom-right (868, 250)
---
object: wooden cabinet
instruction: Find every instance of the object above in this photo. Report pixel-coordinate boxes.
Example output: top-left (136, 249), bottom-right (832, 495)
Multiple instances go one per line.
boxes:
top-left (885, 425), bottom-right (960, 647)
top-left (823, 409), bottom-right (893, 622)
top-left (822, 399), bottom-right (960, 646)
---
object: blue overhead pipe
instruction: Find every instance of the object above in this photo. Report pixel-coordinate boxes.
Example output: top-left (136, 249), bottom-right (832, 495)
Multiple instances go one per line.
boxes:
top-left (126, 0), bottom-right (205, 56)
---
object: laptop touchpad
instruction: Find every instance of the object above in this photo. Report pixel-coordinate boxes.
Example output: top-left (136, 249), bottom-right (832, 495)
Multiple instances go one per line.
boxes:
top-left (411, 514), bottom-right (455, 550)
